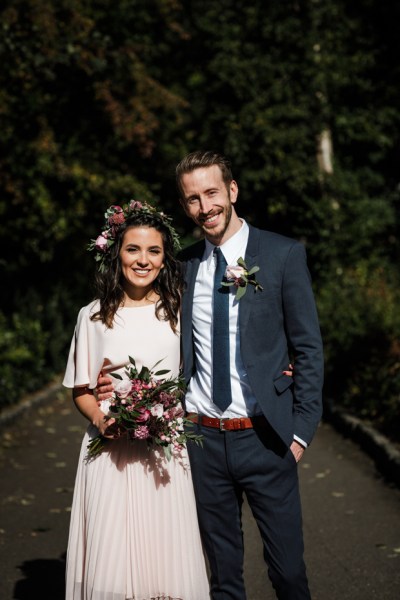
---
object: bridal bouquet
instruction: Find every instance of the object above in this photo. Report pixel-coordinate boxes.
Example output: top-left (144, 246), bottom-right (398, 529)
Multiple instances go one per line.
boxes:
top-left (87, 358), bottom-right (203, 460)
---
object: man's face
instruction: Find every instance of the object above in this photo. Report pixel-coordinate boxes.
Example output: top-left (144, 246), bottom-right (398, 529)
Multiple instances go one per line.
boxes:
top-left (179, 165), bottom-right (238, 245)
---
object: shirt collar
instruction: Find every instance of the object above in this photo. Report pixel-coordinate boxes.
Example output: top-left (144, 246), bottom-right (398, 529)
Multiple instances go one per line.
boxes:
top-left (204, 219), bottom-right (249, 269)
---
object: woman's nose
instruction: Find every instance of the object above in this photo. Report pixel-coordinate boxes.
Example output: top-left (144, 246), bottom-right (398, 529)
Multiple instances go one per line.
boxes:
top-left (137, 253), bottom-right (149, 265)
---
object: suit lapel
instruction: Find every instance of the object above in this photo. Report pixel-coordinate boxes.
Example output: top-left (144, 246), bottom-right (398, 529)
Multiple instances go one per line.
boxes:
top-left (182, 241), bottom-right (204, 317)
top-left (239, 226), bottom-right (261, 334)
top-left (181, 241), bottom-right (205, 379)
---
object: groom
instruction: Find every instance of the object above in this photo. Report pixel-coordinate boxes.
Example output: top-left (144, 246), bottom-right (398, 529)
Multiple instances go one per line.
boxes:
top-left (175, 150), bottom-right (323, 600)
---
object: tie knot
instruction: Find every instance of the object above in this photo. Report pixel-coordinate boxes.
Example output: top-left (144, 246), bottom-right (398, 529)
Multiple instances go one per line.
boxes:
top-left (214, 247), bottom-right (225, 266)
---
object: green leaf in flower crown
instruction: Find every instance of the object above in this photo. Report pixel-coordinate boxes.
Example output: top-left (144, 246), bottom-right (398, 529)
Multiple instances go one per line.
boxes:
top-left (128, 356), bottom-right (137, 367)
top-left (154, 369), bottom-right (170, 376)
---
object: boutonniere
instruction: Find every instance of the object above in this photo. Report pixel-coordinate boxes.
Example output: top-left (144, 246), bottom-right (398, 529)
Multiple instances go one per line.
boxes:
top-left (222, 257), bottom-right (263, 300)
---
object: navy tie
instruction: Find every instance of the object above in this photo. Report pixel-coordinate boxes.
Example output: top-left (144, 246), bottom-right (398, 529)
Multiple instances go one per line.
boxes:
top-left (212, 247), bottom-right (232, 412)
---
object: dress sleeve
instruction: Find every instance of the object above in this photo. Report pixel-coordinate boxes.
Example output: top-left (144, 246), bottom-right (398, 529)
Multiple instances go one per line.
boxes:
top-left (62, 304), bottom-right (104, 389)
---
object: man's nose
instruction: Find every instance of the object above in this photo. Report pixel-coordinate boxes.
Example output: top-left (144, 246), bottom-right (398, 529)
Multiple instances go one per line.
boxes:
top-left (199, 197), bottom-right (213, 214)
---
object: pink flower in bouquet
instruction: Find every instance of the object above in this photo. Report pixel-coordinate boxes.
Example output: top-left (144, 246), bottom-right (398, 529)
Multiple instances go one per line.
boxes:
top-left (114, 379), bottom-right (132, 399)
top-left (134, 425), bottom-right (150, 439)
top-left (158, 391), bottom-right (175, 407)
top-left (95, 234), bottom-right (109, 252)
top-left (132, 380), bottom-right (144, 392)
top-left (151, 403), bottom-right (164, 418)
top-left (225, 264), bottom-right (246, 286)
top-left (136, 407), bottom-right (151, 422)
top-left (86, 358), bottom-right (203, 461)
top-left (168, 405), bottom-right (185, 418)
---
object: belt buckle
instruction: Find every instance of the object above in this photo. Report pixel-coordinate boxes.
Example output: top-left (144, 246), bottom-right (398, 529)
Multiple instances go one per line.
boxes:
top-left (219, 418), bottom-right (226, 431)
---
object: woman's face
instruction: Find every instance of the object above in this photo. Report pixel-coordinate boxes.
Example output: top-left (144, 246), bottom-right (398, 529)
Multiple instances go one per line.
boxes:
top-left (119, 226), bottom-right (165, 296)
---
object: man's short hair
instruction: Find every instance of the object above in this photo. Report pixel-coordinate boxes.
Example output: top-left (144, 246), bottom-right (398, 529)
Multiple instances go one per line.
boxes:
top-left (176, 150), bottom-right (233, 197)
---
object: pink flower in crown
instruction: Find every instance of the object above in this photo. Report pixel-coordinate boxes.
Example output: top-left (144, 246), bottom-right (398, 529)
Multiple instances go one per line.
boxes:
top-left (136, 408), bottom-right (151, 422)
top-left (95, 234), bottom-right (109, 252)
top-left (128, 200), bottom-right (143, 211)
top-left (108, 205), bottom-right (125, 226)
top-left (225, 265), bottom-right (246, 287)
top-left (134, 425), bottom-right (150, 439)
top-left (114, 379), bottom-right (132, 399)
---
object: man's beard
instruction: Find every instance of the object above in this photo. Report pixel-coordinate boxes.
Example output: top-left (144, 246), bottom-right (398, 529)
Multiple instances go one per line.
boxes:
top-left (202, 192), bottom-right (233, 243)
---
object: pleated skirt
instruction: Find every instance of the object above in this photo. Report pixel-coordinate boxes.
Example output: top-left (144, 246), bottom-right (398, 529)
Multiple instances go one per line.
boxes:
top-left (66, 425), bottom-right (210, 600)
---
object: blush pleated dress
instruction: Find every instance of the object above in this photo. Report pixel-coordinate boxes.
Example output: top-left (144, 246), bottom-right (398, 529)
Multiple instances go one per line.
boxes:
top-left (63, 301), bottom-right (209, 600)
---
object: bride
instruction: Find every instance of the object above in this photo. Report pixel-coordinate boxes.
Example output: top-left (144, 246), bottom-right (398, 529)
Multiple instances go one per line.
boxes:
top-left (63, 200), bottom-right (209, 599)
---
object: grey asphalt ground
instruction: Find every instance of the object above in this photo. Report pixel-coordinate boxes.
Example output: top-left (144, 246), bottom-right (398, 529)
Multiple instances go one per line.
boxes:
top-left (0, 386), bottom-right (399, 600)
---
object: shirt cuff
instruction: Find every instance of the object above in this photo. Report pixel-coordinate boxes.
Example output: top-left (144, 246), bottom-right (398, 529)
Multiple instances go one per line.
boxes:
top-left (293, 435), bottom-right (308, 449)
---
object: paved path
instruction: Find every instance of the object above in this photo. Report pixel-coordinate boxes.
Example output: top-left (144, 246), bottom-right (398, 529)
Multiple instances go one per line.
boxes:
top-left (0, 389), bottom-right (399, 599)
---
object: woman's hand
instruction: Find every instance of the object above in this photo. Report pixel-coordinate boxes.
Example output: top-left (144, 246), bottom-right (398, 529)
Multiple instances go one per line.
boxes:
top-left (91, 410), bottom-right (118, 438)
top-left (95, 371), bottom-right (115, 401)
top-left (73, 387), bottom-right (118, 437)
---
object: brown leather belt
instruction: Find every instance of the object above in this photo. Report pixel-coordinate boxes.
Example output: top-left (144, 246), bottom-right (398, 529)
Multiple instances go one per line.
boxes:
top-left (186, 413), bottom-right (267, 431)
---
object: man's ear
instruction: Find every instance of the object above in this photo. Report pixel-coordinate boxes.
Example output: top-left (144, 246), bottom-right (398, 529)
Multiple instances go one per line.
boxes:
top-left (229, 180), bottom-right (239, 204)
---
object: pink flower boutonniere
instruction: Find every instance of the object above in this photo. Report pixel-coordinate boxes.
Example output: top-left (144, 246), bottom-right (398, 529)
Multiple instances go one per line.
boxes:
top-left (222, 257), bottom-right (263, 300)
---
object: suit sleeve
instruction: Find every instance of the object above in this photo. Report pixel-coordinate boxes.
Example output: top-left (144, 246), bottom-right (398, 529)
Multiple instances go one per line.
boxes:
top-left (281, 242), bottom-right (324, 444)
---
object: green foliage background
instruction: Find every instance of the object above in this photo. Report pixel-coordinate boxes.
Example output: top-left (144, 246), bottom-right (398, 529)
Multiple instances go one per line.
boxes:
top-left (1, 0), bottom-right (399, 440)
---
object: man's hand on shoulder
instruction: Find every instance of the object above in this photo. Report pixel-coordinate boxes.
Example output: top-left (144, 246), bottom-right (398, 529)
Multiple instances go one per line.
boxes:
top-left (290, 440), bottom-right (305, 463)
top-left (96, 372), bottom-right (114, 401)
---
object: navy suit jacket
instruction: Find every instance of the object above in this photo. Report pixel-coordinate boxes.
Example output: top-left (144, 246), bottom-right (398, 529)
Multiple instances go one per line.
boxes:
top-left (179, 225), bottom-right (324, 448)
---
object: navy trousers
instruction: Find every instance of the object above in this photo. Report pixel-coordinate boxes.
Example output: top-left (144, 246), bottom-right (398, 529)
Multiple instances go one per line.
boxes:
top-left (187, 420), bottom-right (311, 600)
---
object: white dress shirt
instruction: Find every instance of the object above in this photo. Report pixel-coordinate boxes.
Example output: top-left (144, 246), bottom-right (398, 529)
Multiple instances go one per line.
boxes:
top-left (185, 220), bottom-right (261, 418)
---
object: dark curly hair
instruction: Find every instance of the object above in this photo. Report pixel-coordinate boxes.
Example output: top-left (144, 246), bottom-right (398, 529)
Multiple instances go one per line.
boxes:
top-left (90, 212), bottom-right (183, 332)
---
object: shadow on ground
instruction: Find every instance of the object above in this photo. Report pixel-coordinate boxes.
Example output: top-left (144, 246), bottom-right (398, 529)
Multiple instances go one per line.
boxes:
top-left (13, 553), bottom-right (66, 600)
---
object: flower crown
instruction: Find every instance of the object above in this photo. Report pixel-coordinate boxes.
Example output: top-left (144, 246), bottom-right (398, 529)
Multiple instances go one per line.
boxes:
top-left (88, 200), bottom-right (181, 273)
